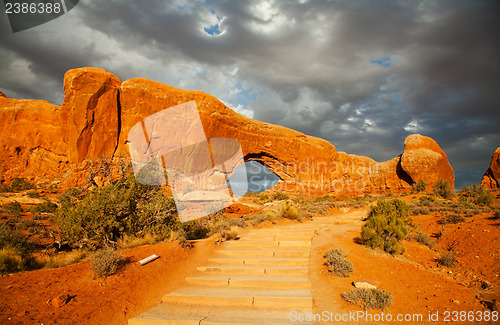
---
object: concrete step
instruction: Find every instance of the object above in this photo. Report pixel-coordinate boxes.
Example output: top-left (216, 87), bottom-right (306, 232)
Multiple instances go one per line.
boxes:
top-left (217, 250), bottom-right (309, 258)
top-left (185, 275), bottom-right (310, 289)
top-left (233, 239), bottom-right (311, 246)
top-left (162, 287), bottom-right (313, 309)
top-left (208, 257), bottom-right (309, 266)
top-left (223, 242), bottom-right (310, 251)
top-left (197, 265), bottom-right (309, 277)
top-left (128, 303), bottom-right (314, 325)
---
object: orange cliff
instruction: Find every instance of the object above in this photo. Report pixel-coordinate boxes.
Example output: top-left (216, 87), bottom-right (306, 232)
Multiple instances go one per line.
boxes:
top-left (481, 147), bottom-right (500, 189)
top-left (0, 67), bottom-right (454, 195)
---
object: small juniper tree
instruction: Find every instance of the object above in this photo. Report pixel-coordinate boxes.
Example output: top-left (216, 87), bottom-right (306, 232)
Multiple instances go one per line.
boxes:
top-left (360, 199), bottom-right (409, 255)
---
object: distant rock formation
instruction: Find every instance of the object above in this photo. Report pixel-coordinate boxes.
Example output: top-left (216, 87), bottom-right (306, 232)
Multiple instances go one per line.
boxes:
top-left (0, 67), bottom-right (455, 195)
top-left (481, 147), bottom-right (500, 189)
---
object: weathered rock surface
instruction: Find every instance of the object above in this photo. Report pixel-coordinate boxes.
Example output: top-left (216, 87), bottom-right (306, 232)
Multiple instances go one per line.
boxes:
top-left (400, 134), bottom-right (455, 188)
top-left (0, 96), bottom-right (69, 181)
top-left (0, 91), bottom-right (6, 98)
top-left (61, 67), bottom-right (122, 163)
top-left (0, 68), bottom-right (455, 194)
top-left (481, 147), bottom-right (500, 189)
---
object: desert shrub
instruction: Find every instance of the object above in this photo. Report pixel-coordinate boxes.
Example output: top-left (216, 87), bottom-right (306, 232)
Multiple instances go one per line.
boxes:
top-left (460, 185), bottom-right (494, 206)
top-left (271, 191), bottom-right (289, 201)
top-left (221, 230), bottom-right (239, 240)
top-left (360, 199), bottom-right (409, 255)
top-left (181, 220), bottom-right (210, 240)
top-left (440, 214), bottom-right (466, 225)
top-left (8, 178), bottom-right (36, 192)
top-left (324, 248), bottom-right (354, 277)
top-left (437, 251), bottom-right (456, 267)
top-left (419, 195), bottom-right (436, 206)
top-left (0, 224), bottom-right (36, 273)
top-left (30, 200), bottom-right (58, 214)
top-left (243, 191), bottom-right (258, 197)
top-left (493, 209), bottom-right (500, 220)
top-left (302, 201), bottom-right (335, 214)
top-left (279, 201), bottom-right (300, 220)
top-left (27, 191), bottom-right (40, 198)
top-left (90, 249), bottom-right (124, 278)
top-left (342, 288), bottom-right (393, 310)
top-left (56, 174), bottom-right (179, 248)
top-left (433, 179), bottom-right (455, 199)
top-left (2, 201), bottom-right (23, 216)
top-left (257, 193), bottom-right (269, 202)
top-left (245, 213), bottom-right (275, 227)
top-left (410, 206), bottom-right (430, 216)
top-left (412, 180), bottom-right (427, 193)
top-left (410, 230), bottom-right (435, 249)
top-left (314, 194), bottom-right (333, 202)
top-left (229, 218), bottom-right (246, 228)
top-left (211, 218), bottom-right (231, 235)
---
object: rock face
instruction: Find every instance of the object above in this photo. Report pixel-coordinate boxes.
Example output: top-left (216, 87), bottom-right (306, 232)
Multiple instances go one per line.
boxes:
top-left (481, 147), bottom-right (500, 189)
top-left (61, 68), bottom-right (122, 163)
top-left (0, 68), bottom-right (455, 194)
top-left (0, 91), bottom-right (6, 98)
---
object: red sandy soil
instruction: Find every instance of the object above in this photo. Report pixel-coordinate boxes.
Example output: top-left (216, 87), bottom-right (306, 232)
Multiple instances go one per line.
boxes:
top-left (0, 240), bottom-right (216, 325)
top-left (310, 206), bottom-right (499, 325)
top-left (1, 193), bottom-right (498, 324)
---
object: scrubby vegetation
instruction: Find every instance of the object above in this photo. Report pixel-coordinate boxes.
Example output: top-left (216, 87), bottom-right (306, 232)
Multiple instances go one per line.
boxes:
top-left (90, 248), bottom-right (124, 278)
top-left (324, 248), bottom-right (354, 277)
top-left (437, 251), bottom-right (457, 267)
top-left (342, 288), bottom-right (393, 310)
top-left (360, 199), bottom-right (409, 255)
top-left (409, 230), bottom-right (435, 249)
top-left (412, 179), bottom-right (427, 193)
top-left (0, 177), bottom-right (36, 192)
top-left (0, 223), bottom-right (37, 273)
top-left (56, 174), bottom-right (179, 248)
top-left (279, 201), bottom-right (300, 220)
top-left (433, 178), bottom-right (455, 199)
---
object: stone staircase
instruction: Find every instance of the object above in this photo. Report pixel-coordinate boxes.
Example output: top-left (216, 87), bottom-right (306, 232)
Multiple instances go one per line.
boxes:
top-left (128, 218), bottom-right (338, 325)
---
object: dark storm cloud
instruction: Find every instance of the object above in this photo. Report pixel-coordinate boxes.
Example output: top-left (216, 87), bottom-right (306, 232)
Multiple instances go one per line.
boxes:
top-left (0, 0), bottom-right (499, 188)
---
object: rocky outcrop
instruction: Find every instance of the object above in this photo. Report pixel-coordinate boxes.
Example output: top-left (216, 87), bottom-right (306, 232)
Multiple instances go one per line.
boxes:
top-left (61, 67), bottom-right (122, 163)
top-left (0, 68), bottom-right (455, 194)
top-left (0, 91), bottom-right (6, 98)
top-left (481, 147), bottom-right (500, 189)
top-left (400, 134), bottom-right (455, 188)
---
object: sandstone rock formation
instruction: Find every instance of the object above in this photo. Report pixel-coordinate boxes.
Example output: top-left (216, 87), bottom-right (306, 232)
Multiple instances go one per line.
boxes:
top-left (0, 91), bottom-right (6, 98)
top-left (0, 67), bottom-right (455, 195)
top-left (481, 147), bottom-right (500, 189)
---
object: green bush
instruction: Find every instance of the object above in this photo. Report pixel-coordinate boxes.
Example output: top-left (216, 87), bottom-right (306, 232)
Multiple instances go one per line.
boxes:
top-left (2, 201), bottom-right (23, 216)
top-left (279, 201), bottom-right (300, 220)
top-left (360, 199), bottom-right (409, 255)
top-left (90, 249), bottom-right (124, 277)
top-left (412, 180), bottom-right (427, 193)
top-left (271, 191), bottom-right (289, 201)
top-left (56, 174), bottom-right (179, 248)
top-left (433, 179), bottom-right (455, 199)
top-left (30, 200), bottom-right (58, 214)
top-left (342, 288), bottom-right (393, 310)
top-left (460, 185), bottom-right (494, 206)
top-left (181, 220), bottom-right (210, 240)
top-left (324, 248), bottom-right (354, 277)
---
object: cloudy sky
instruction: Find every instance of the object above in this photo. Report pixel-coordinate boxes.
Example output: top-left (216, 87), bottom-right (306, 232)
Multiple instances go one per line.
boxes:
top-left (1, 0), bottom-right (499, 189)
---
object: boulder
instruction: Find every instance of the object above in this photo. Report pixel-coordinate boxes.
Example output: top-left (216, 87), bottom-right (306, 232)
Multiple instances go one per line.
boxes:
top-left (61, 67), bottom-right (122, 163)
top-left (481, 147), bottom-right (500, 189)
top-left (0, 90), bottom-right (6, 98)
top-left (400, 134), bottom-right (455, 188)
